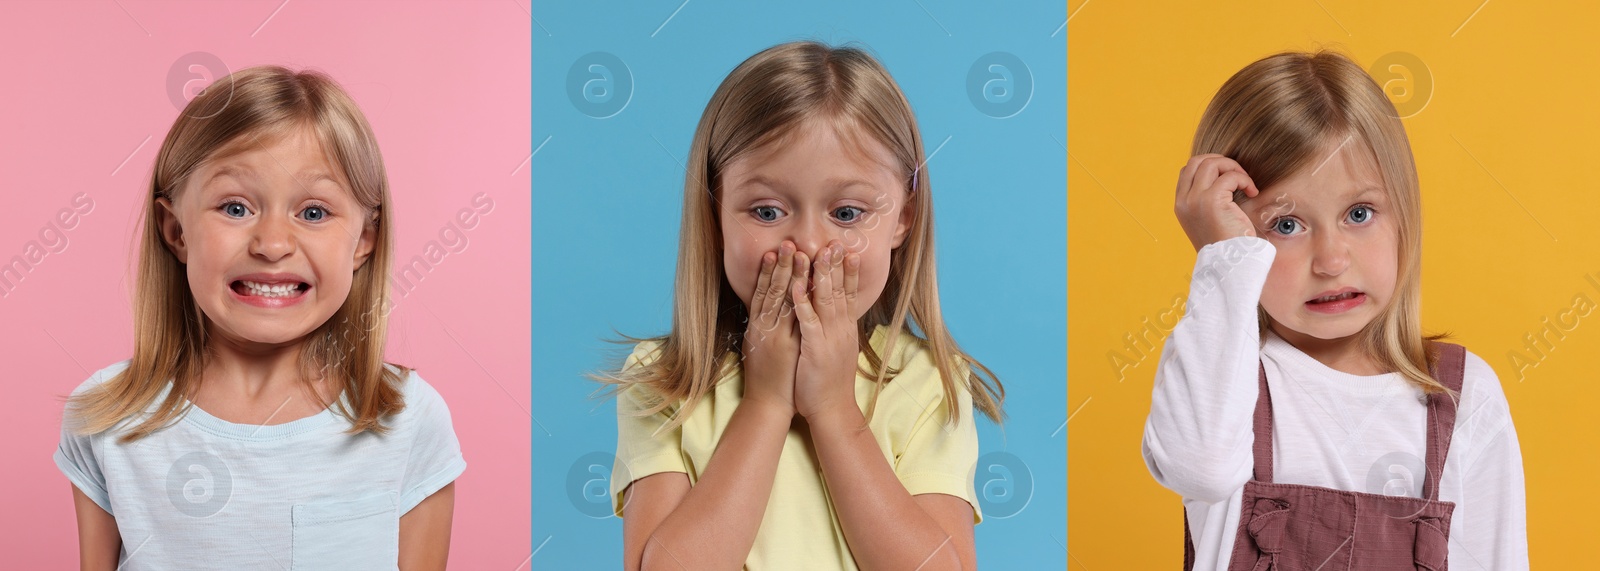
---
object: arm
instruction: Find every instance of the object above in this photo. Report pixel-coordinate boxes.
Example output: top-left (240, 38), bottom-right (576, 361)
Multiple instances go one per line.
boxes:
top-left (621, 472), bottom-right (687, 571)
top-left (807, 406), bottom-right (975, 571)
top-left (1451, 422), bottom-right (1528, 569)
top-left (620, 243), bottom-right (807, 570)
top-left (1145, 154), bottom-right (1276, 502)
top-left (788, 244), bottom-right (975, 570)
top-left (399, 482), bottom-right (455, 571)
top-left (623, 397), bottom-right (794, 571)
top-left (1448, 358), bottom-right (1529, 569)
top-left (71, 485), bottom-right (119, 571)
top-left (1141, 235), bottom-right (1274, 502)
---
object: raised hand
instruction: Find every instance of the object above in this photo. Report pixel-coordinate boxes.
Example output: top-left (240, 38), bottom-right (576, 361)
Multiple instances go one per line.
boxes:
top-left (741, 240), bottom-right (804, 417)
top-left (791, 241), bottom-right (862, 421)
top-left (1174, 154), bottom-right (1261, 251)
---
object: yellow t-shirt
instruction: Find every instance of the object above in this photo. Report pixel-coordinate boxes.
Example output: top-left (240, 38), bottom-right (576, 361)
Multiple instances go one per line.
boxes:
top-left (610, 325), bottom-right (983, 570)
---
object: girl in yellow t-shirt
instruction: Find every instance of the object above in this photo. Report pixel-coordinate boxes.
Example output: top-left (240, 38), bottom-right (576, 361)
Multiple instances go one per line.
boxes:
top-left (597, 41), bottom-right (1006, 571)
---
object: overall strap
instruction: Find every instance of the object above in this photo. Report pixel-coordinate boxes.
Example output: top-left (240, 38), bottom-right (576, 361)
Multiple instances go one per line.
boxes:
top-left (1252, 361), bottom-right (1274, 482)
top-left (1423, 342), bottom-right (1467, 500)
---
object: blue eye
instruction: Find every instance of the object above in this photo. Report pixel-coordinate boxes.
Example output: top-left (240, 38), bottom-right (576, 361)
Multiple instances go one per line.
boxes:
top-left (1348, 205), bottom-right (1373, 224)
top-left (301, 206), bottom-right (328, 222)
top-left (221, 202), bottom-right (251, 218)
top-left (753, 206), bottom-right (784, 222)
top-left (1269, 218), bottom-right (1303, 236)
top-left (833, 206), bottom-right (865, 223)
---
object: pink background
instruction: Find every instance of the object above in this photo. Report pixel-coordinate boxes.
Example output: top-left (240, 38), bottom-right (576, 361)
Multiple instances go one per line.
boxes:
top-left (0, 1), bottom-right (531, 567)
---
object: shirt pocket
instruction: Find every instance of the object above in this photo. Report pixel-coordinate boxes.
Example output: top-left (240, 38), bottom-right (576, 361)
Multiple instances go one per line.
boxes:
top-left (291, 491), bottom-right (400, 570)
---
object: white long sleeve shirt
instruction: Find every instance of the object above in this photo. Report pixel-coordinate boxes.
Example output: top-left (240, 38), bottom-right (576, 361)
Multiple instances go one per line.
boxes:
top-left (1142, 236), bottom-right (1528, 570)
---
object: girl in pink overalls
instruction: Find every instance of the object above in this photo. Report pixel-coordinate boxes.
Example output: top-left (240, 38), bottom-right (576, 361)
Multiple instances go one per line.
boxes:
top-left (1143, 50), bottom-right (1528, 570)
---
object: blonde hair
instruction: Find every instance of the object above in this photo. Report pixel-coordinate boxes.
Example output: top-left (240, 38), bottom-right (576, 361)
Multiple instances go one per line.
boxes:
top-left (69, 65), bottom-right (408, 442)
top-left (596, 41), bottom-right (1005, 429)
top-left (1192, 49), bottom-right (1451, 395)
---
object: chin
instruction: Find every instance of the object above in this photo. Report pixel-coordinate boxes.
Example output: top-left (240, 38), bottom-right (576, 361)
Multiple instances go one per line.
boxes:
top-left (1286, 315), bottom-right (1371, 341)
top-left (244, 330), bottom-right (316, 346)
top-left (1302, 326), bottom-right (1365, 341)
top-left (208, 318), bottom-right (316, 346)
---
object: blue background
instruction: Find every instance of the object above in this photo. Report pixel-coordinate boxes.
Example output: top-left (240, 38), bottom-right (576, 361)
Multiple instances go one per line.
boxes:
top-left (531, 1), bottom-right (1064, 567)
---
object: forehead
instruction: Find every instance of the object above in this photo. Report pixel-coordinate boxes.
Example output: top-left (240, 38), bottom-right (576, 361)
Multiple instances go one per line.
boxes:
top-left (1245, 140), bottom-right (1387, 212)
top-left (722, 118), bottom-right (900, 191)
top-left (190, 128), bottom-right (345, 191)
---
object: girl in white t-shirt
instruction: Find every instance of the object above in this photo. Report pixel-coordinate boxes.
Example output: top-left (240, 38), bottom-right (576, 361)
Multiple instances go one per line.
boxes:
top-left (1144, 50), bottom-right (1528, 569)
top-left (55, 66), bottom-right (464, 570)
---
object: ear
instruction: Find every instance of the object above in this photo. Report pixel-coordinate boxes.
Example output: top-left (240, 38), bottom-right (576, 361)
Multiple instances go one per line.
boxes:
top-left (155, 197), bottom-right (188, 263)
top-left (352, 211), bottom-right (378, 271)
top-left (890, 193), bottom-right (914, 249)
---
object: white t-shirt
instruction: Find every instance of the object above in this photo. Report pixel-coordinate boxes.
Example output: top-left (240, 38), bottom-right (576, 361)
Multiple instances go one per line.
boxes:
top-left (1142, 236), bottom-right (1528, 570)
top-left (54, 360), bottom-right (466, 571)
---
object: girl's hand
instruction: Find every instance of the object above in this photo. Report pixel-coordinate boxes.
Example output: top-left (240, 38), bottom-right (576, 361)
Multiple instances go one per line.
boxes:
top-left (741, 241), bottom-right (803, 417)
top-left (792, 241), bottom-right (862, 421)
top-left (1174, 154), bottom-right (1261, 251)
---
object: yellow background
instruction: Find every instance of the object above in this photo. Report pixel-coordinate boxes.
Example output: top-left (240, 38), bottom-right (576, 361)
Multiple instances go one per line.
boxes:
top-left (1068, 1), bottom-right (1599, 567)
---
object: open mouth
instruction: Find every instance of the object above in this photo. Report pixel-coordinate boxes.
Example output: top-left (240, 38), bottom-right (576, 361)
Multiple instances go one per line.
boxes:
top-left (230, 280), bottom-right (310, 299)
top-left (1308, 291), bottom-right (1361, 304)
top-left (1304, 289), bottom-right (1366, 314)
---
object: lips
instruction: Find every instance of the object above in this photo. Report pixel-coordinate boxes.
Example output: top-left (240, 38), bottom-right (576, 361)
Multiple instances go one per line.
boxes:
top-left (1304, 287), bottom-right (1366, 314)
top-left (1308, 291), bottom-right (1360, 304)
top-left (228, 273), bottom-right (311, 305)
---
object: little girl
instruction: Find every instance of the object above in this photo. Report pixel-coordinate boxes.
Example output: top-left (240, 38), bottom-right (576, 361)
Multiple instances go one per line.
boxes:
top-left (1144, 51), bottom-right (1527, 569)
top-left (600, 41), bottom-right (1005, 570)
top-left (55, 66), bottom-right (465, 570)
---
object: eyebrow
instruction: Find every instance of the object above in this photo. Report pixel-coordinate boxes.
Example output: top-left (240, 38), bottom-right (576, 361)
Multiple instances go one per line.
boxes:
top-left (203, 165), bottom-right (254, 185)
top-left (295, 170), bottom-right (342, 188)
top-left (201, 165), bottom-right (342, 190)
top-left (1349, 186), bottom-right (1384, 200)
top-left (1246, 186), bottom-right (1385, 215)
top-left (731, 174), bottom-right (879, 195)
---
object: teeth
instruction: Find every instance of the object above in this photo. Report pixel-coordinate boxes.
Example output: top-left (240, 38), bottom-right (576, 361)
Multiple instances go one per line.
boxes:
top-left (240, 280), bottom-right (301, 298)
top-left (1314, 292), bottom-right (1357, 303)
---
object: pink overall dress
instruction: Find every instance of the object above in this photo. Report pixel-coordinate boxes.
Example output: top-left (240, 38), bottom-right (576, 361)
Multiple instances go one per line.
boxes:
top-left (1183, 342), bottom-right (1466, 571)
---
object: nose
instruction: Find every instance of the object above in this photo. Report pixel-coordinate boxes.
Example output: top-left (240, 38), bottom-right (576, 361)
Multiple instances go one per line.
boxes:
top-left (789, 212), bottom-right (837, 260)
top-left (250, 211), bottom-right (297, 261)
top-left (1310, 227), bottom-right (1350, 277)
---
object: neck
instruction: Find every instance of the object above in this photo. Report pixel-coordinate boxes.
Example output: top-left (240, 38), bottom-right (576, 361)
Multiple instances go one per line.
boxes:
top-left (198, 327), bottom-right (328, 402)
top-left (1268, 321), bottom-right (1387, 376)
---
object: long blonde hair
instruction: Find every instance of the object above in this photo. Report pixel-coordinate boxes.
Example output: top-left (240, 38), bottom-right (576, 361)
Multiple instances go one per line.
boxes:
top-left (69, 65), bottom-right (408, 442)
top-left (596, 41), bottom-right (1005, 429)
top-left (1192, 49), bottom-right (1451, 395)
